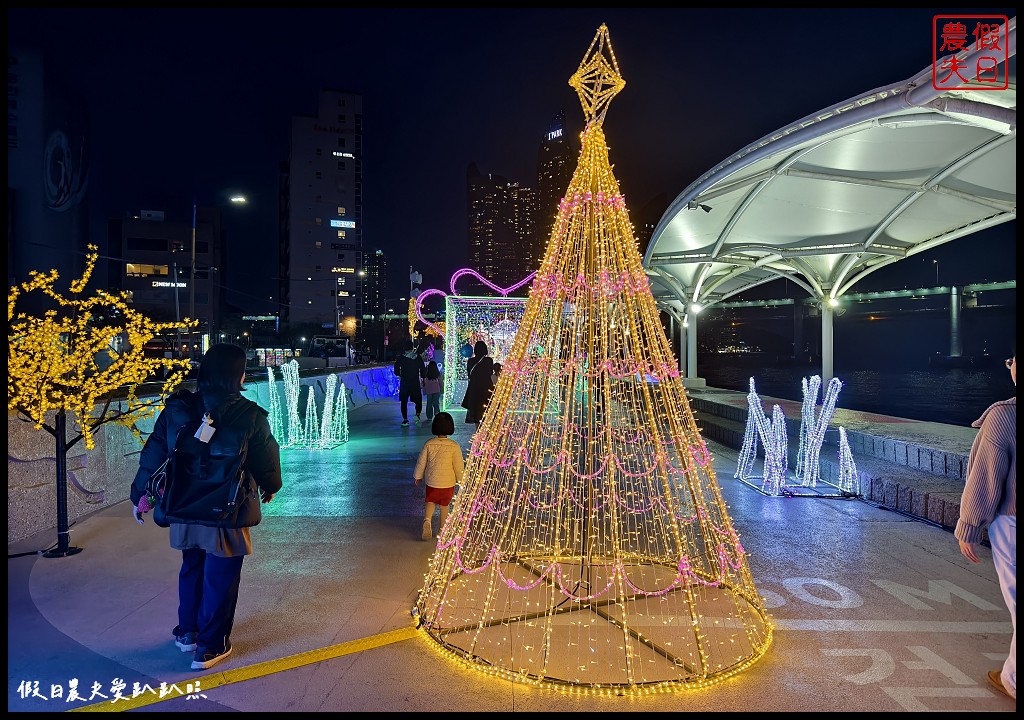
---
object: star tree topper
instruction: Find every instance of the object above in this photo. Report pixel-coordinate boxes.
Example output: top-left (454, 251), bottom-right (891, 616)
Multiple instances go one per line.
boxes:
top-left (568, 24), bottom-right (625, 128)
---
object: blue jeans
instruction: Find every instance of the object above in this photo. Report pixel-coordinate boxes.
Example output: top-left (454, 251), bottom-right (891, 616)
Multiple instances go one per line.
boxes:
top-left (425, 392), bottom-right (441, 419)
top-left (991, 514), bottom-right (1016, 698)
top-left (178, 548), bottom-right (244, 653)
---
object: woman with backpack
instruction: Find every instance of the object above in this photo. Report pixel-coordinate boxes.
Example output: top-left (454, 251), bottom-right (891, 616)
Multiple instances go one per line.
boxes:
top-left (130, 343), bottom-right (282, 671)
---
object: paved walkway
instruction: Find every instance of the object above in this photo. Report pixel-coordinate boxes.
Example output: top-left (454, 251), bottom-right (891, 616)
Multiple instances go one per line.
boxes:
top-left (7, 395), bottom-right (1014, 712)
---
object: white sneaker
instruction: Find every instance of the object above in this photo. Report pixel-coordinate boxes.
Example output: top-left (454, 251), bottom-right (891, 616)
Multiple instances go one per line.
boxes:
top-left (414, 415), bottom-right (422, 425)
top-left (421, 520), bottom-right (432, 541)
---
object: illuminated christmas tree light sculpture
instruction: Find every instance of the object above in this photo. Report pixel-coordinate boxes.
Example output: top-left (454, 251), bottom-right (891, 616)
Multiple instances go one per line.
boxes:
top-left (415, 25), bottom-right (772, 693)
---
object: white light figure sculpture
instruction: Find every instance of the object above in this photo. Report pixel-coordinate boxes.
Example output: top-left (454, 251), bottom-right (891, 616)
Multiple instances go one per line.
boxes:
top-left (266, 360), bottom-right (349, 449)
top-left (266, 366), bottom-right (282, 441)
top-left (281, 360), bottom-right (304, 446)
top-left (734, 377), bottom-right (790, 495)
top-left (734, 378), bottom-right (762, 482)
top-left (836, 427), bottom-right (859, 494)
top-left (797, 376), bottom-right (843, 488)
top-left (318, 374), bottom-right (349, 447)
top-left (762, 405), bottom-right (790, 496)
top-left (794, 375), bottom-right (821, 480)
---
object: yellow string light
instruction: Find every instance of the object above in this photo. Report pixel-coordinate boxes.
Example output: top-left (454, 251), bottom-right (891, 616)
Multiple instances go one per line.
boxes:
top-left (8, 244), bottom-right (196, 450)
top-left (414, 25), bottom-right (773, 693)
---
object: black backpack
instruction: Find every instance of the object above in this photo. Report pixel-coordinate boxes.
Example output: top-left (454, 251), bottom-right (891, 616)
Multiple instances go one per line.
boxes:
top-left (153, 401), bottom-right (263, 529)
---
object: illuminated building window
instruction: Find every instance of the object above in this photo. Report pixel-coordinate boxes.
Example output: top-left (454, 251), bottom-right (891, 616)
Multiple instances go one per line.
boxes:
top-left (337, 206), bottom-right (345, 215)
top-left (125, 263), bottom-right (170, 278)
top-left (337, 230), bottom-right (346, 239)
top-left (315, 241), bottom-right (322, 248)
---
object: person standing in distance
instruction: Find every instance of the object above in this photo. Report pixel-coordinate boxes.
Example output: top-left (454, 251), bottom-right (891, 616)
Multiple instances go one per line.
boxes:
top-left (956, 345), bottom-right (1015, 701)
top-left (421, 359), bottom-right (443, 421)
top-left (131, 343), bottom-right (282, 671)
top-left (394, 341), bottom-right (425, 426)
top-left (461, 340), bottom-right (494, 424)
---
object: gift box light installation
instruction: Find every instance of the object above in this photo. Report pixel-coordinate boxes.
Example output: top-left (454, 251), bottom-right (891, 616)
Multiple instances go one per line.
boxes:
top-left (415, 268), bottom-right (535, 411)
top-left (414, 25), bottom-right (772, 693)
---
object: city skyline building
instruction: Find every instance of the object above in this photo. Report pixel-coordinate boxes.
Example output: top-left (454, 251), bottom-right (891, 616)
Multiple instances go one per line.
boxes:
top-left (533, 109), bottom-right (576, 260)
top-left (282, 89), bottom-right (364, 338)
top-left (466, 163), bottom-right (537, 291)
top-left (362, 248), bottom-right (387, 318)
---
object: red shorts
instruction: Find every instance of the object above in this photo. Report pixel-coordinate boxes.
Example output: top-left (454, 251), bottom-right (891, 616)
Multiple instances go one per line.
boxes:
top-left (425, 485), bottom-right (455, 506)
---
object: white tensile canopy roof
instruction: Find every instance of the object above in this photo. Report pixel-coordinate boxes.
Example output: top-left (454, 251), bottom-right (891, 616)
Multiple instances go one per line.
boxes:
top-left (644, 19), bottom-right (1016, 321)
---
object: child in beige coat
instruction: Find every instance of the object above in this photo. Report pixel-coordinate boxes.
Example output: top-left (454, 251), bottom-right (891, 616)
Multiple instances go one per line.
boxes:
top-left (413, 412), bottom-right (464, 540)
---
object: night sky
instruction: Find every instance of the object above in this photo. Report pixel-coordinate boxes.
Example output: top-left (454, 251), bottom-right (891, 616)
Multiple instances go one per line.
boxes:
top-left (8, 8), bottom-right (1016, 313)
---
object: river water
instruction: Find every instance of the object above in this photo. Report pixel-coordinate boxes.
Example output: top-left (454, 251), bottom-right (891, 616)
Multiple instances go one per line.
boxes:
top-left (698, 362), bottom-right (1014, 428)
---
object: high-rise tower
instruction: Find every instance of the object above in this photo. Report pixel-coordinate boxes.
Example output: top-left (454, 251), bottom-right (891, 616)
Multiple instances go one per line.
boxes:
top-left (466, 163), bottom-right (536, 290)
top-left (282, 90), bottom-right (363, 337)
top-left (362, 248), bottom-right (387, 318)
top-left (534, 109), bottom-right (576, 261)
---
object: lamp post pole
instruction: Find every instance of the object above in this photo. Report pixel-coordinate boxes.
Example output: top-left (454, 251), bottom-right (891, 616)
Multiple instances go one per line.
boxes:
top-left (173, 262), bottom-right (182, 358)
top-left (187, 195), bottom-right (247, 357)
top-left (189, 201), bottom-right (198, 322)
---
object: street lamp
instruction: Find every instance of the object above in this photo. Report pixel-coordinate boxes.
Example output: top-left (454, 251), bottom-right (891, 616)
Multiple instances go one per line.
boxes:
top-left (335, 275), bottom-right (342, 335)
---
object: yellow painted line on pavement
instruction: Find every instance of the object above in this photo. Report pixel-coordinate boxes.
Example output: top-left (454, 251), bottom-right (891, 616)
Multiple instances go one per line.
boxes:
top-left (69, 626), bottom-right (421, 712)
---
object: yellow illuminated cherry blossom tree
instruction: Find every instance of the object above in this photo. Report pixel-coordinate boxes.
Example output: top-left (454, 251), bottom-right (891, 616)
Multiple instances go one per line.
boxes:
top-left (414, 25), bottom-right (772, 693)
top-left (8, 244), bottom-right (195, 556)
